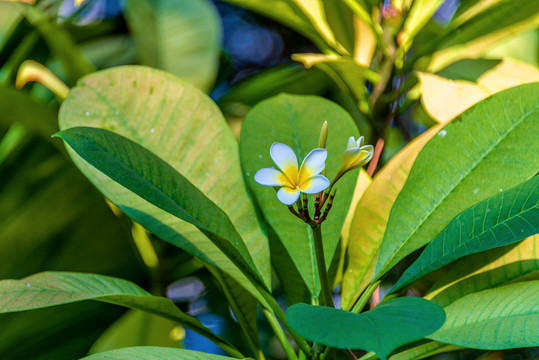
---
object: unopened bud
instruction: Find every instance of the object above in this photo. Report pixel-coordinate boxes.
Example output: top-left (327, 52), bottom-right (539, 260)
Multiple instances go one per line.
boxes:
top-left (318, 121), bottom-right (328, 149)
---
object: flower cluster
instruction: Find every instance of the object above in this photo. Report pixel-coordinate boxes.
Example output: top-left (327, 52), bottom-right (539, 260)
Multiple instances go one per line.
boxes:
top-left (254, 123), bottom-right (374, 225)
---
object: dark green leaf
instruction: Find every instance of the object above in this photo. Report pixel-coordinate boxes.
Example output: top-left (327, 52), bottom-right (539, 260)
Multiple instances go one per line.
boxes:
top-left (375, 83), bottom-right (539, 279)
top-left (286, 298), bottom-right (445, 360)
top-left (55, 126), bottom-right (266, 294)
top-left (58, 66), bottom-right (270, 300)
top-left (392, 176), bottom-right (539, 292)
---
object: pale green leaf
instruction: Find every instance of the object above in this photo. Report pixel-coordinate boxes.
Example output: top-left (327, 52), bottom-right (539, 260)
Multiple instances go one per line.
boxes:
top-left (82, 346), bottom-right (242, 359)
top-left (426, 234), bottom-right (539, 307)
top-left (58, 66), bottom-right (270, 301)
top-left (392, 176), bottom-right (539, 293)
top-left (428, 281), bottom-right (539, 349)
top-left (124, 0), bottom-right (221, 92)
top-left (0, 272), bottom-right (241, 357)
top-left (374, 83), bottom-right (539, 279)
top-left (239, 94), bottom-right (358, 298)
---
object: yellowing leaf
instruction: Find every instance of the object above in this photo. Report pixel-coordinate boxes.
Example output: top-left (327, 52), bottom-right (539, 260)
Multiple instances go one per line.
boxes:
top-left (418, 73), bottom-right (489, 124)
top-left (419, 58), bottom-right (539, 123)
top-left (353, 16), bottom-right (376, 67)
top-left (341, 124), bottom-right (443, 310)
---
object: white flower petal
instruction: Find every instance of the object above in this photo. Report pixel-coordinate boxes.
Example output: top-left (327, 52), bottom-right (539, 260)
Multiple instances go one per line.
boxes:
top-left (300, 175), bottom-right (330, 194)
top-left (346, 136), bottom-right (357, 149)
top-left (270, 142), bottom-right (298, 174)
top-left (254, 168), bottom-right (288, 186)
top-left (298, 148), bottom-right (327, 181)
top-left (356, 136), bottom-right (365, 147)
top-left (277, 186), bottom-right (301, 205)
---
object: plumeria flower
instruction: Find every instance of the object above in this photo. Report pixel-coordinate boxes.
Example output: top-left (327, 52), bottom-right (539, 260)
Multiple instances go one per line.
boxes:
top-left (254, 143), bottom-right (330, 205)
top-left (340, 136), bottom-right (374, 172)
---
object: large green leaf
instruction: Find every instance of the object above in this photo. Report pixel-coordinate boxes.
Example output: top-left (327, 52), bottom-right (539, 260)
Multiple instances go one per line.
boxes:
top-left (239, 94), bottom-right (359, 297)
top-left (82, 346), bottom-right (242, 360)
top-left (58, 66), bottom-right (270, 300)
top-left (341, 124), bottom-right (442, 310)
top-left (0, 272), bottom-right (242, 357)
top-left (426, 234), bottom-right (539, 307)
top-left (56, 126), bottom-right (265, 294)
top-left (124, 0), bottom-right (221, 92)
top-left (392, 176), bottom-right (539, 292)
top-left (428, 281), bottom-right (539, 349)
top-left (286, 298), bottom-right (445, 360)
top-left (374, 83), bottom-right (539, 279)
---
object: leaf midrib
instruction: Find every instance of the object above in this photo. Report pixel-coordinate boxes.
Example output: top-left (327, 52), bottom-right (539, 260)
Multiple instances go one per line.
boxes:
top-left (379, 101), bottom-right (538, 277)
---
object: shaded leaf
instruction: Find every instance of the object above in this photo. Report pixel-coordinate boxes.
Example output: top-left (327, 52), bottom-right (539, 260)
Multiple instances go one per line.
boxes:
top-left (56, 126), bottom-right (265, 294)
top-left (341, 124), bottom-right (442, 310)
top-left (89, 310), bottom-right (181, 353)
top-left (428, 281), bottom-right (539, 349)
top-left (374, 83), bottom-right (539, 279)
top-left (425, 234), bottom-right (539, 307)
top-left (286, 298), bottom-right (445, 360)
top-left (58, 66), bottom-right (270, 300)
top-left (0, 272), bottom-right (241, 357)
top-left (124, 0), bottom-right (221, 92)
top-left (392, 176), bottom-right (539, 293)
top-left (82, 346), bottom-right (242, 360)
top-left (240, 94), bottom-right (358, 297)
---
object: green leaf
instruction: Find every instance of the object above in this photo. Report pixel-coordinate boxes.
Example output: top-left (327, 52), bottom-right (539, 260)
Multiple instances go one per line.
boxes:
top-left (239, 94), bottom-right (359, 297)
top-left (428, 281), bottom-right (539, 349)
top-left (124, 0), bottom-right (221, 92)
top-left (392, 176), bottom-right (539, 293)
top-left (374, 83), bottom-right (539, 279)
top-left (425, 234), bottom-right (539, 307)
top-left (286, 298), bottom-right (445, 360)
top-left (58, 66), bottom-right (270, 300)
top-left (0, 272), bottom-right (242, 357)
top-left (439, 0), bottom-right (539, 50)
top-left (323, 0), bottom-right (355, 54)
top-left (341, 124), bottom-right (442, 310)
top-left (55, 126), bottom-right (265, 294)
top-left (82, 346), bottom-right (242, 360)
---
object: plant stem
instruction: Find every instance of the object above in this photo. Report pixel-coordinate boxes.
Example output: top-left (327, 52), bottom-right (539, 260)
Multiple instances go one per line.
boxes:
top-left (350, 280), bottom-right (381, 314)
top-left (311, 225), bottom-right (334, 308)
top-left (261, 307), bottom-right (298, 360)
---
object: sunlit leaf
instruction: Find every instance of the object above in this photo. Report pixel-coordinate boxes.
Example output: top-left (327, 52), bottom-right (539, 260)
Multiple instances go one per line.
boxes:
top-left (428, 281), bottom-right (539, 349)
top-left (341, 124), bottom-right (442, 310)
top-left (419, 58), bottom-right (539, 123)
top-left (374, 83), bottom-right (539, 279)
top-left (0, 272), bottom-right (241, 357)
top-left (82, 346), bottom-right (243, 360)
top-left (392, 176), bottom-right (539, 293)
top-left (124, 0), bottom-right (221, 92)
top-left (240, 94), bottom-right (358, 298)
top-left (58, 66), bottom-right (270, 301)
top-left (286, 298), bottom-right (445, 360)
top-left (426, 234), bottom-right (539, 307)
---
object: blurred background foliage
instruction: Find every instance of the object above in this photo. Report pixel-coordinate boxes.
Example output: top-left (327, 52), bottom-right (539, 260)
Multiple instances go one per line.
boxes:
top-left (0, 0), bottom-right (537, 359)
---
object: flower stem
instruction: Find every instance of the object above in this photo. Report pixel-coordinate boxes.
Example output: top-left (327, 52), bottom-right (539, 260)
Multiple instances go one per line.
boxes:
top-left (311, 224), bottom-right (334, 308)
top-left (261, 307), bottom-right (298, 360)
